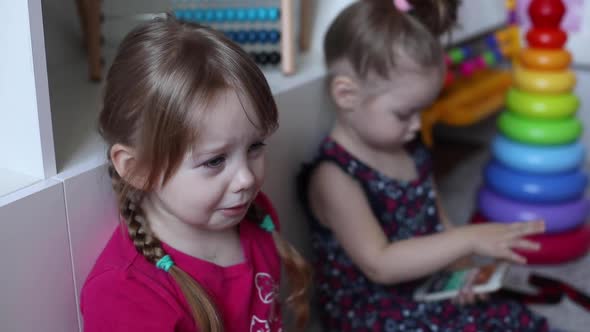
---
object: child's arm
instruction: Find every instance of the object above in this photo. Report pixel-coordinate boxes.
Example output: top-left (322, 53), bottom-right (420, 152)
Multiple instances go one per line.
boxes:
top-left (433, 182), bottom-right (454, 231)
top-left (308, 163), bottom-right (544, 285)
top-left (433, 182), bottom-right (475, 270)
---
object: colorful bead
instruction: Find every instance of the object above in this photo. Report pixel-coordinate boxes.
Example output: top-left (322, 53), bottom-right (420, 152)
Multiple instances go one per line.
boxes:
top-left (483, 51), bottom-right (497, 66)
top-left (247, 8), bottom-right (258, 21)
top-left (257, 8), bottom-right (268, 21)
top-left (214, 9), bottom-right (225, 22)
top-left (258, 30), bottom-right (269, 43)
top-left (448, 48), bottom-right (464, 64)
top-left (236, 8), bottom-right (247, 21)
top-left (226, 9), bottom-right (236, 21)
top-left (194, 9), bottom-right (204, 21)
top-left (269, 52), bottom-right (281, 65)
top-left (236, 31), bottom-right (248, 43)
top-left (268, 8), bottom-right (280, 21)
top-left (247, 30), bottom-right (258, 43)
top-left (205, 9), bottom-right (215, 21)
top-left (269, 30), bottom-right (281, 43)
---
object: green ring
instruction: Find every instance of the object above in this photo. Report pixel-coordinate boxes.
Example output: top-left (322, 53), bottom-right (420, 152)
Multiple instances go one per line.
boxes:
top-left (506, 88), bottom-right (579, 119)
top-left (498, 112), bottom-right (582, 145)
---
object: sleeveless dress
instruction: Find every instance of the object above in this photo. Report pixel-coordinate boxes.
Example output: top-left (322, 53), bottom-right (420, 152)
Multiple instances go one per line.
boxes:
top-left (297, 136), bottom-right (548, 332)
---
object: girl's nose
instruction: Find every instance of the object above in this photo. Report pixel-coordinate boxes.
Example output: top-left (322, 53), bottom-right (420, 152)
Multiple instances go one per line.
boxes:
top-left (232, 165), bottom-right (255, 193)
top-left (410, 113), bottom-right (421, 132)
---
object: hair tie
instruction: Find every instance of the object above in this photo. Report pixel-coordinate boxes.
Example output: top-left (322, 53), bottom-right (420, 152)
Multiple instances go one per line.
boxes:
top-left (393, 0), bottom-right (413, 12)
top-left (260, 215), bottom-right (275, 233)
top-left (156, 255), bottom-right (175, 272)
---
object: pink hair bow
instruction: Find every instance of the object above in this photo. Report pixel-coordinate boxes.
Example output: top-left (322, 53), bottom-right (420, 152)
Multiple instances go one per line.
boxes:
top-left (394, 0), bottom-right (413, 12)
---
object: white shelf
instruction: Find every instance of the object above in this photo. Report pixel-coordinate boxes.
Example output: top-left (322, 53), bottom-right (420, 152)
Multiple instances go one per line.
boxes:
top-left (0, 169), bottom-right (41, 199)
top-left (265, 51), bottom-right (325, 95)
top-left (42, 0), bottom-right (515, 181)
top-left (47, 50), bottom-right (325, 180)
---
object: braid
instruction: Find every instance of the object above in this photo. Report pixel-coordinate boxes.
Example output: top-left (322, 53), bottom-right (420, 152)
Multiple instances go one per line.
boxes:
top-left (247, 204), bottom-right (313, 330)
top-left (107, 161), bottom-right (224, 331)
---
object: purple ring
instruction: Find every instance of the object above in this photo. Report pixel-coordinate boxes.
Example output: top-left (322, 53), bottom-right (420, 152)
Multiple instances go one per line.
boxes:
top-left (478, 187), bottom-right (589, 234)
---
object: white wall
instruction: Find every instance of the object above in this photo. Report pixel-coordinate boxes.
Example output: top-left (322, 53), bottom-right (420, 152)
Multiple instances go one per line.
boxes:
top-left (309, 0), bottom-right (507, 55)
top-left (0, 0), bottom-right (55, 179)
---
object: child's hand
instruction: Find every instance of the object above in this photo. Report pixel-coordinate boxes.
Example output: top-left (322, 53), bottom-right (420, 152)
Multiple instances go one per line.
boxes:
top-left (453, 270), bottom-right (489, 306)
top-left (466, 220), bottom-right (545, 264)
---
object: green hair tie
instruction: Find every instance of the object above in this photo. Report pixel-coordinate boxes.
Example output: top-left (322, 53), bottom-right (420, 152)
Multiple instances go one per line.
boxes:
top-left (156, 255), bottom-right (175, 272)
top-left (260, 215), bottom-right (275, 233)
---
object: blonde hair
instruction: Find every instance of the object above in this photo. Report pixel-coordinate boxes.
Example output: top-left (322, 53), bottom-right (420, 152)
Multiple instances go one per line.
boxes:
top-left (324, 0), bottom-right (460, 80)
top-left (100, 16), bottom-right (311, 331)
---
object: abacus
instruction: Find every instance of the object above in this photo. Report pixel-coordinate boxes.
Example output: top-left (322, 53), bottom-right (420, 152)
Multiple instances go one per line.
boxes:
top-left (172, 0), bottom-right (296, 74)
top-left (75, 0), bottom-right (298, 81)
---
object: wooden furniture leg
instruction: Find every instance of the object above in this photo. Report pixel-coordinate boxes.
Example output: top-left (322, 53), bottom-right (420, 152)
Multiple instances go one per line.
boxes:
top-left (75, 0), bottom-right (102, 81)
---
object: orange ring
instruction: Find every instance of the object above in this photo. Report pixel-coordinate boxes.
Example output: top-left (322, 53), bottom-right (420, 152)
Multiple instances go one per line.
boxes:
top-left (519, 48), bottom-right (572, 70)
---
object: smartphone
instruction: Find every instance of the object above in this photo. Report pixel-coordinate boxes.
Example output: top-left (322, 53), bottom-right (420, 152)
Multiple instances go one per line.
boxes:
top-left (414, 262), bottom-right (509, 302)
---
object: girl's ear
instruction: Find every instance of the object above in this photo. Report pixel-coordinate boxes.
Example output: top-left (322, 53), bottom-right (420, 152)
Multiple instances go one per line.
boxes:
top-left (330, 75), bottom-right (362, 112)
top-left (110, 144), bottom-right (147, 189)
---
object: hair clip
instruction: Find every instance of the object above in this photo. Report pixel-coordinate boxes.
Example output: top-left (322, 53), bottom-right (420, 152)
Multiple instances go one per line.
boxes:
top-left (394, 0), bottom-right (413, 12)
top-left (260, 215), bottom-right (276, 233)
top-left (156, 255), bottom-right (175, 272)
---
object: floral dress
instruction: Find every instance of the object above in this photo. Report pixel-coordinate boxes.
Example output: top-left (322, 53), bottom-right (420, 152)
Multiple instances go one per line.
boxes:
top-left (297, 137), bottom-right (548, 332)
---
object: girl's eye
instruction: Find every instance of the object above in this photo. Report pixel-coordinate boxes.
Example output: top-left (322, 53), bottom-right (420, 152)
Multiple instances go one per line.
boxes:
top-left (249, 141), bottom-right (267, 152)
top-left (204, 156), bottom-right (226, 168)
top-left (395, 111), bottom-right (415, 121)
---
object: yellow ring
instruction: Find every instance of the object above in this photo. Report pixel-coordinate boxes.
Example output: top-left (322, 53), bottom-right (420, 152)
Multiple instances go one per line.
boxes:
top-left (519, 48), bottom-right (572, 70)
top-left (514, 66), bottom-right (576, 94)
top-left (506, 88), bottom-right (579, 119)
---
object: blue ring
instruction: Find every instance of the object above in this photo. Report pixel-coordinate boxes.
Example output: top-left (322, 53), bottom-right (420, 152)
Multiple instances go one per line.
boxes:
top-left (492, 135), bottom-right (585, 174)
top-left (484, 160), bottom-right (588, 203)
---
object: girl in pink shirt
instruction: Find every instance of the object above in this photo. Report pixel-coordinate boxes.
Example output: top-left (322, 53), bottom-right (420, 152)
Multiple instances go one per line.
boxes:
top-left (81, 15), bottom-right (311, 332)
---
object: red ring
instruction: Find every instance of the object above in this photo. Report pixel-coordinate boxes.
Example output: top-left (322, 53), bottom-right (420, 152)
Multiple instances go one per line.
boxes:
top-left (470, 212), bottom-right (590, 265)
top-left (526, 28), bottom-right (568, 49)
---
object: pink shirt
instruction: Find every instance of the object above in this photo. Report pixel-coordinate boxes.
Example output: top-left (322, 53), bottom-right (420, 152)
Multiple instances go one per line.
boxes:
top-left (81, 193), bottom-right (283, 332)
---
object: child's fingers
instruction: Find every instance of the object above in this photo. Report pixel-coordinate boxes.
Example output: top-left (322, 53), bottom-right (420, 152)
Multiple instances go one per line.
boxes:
top-left (505, 249), bottom-right (527, 264)
top-left (464, 289), bottom-right (476, 304)
top-left (477, 293), bottom-right (489, 302)
top-left (456, 270), bottom-right (477, 305)
top-left (508, 220), bottom-right (545, 237)
top-left (509, 239), bottom-right (541, 251)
